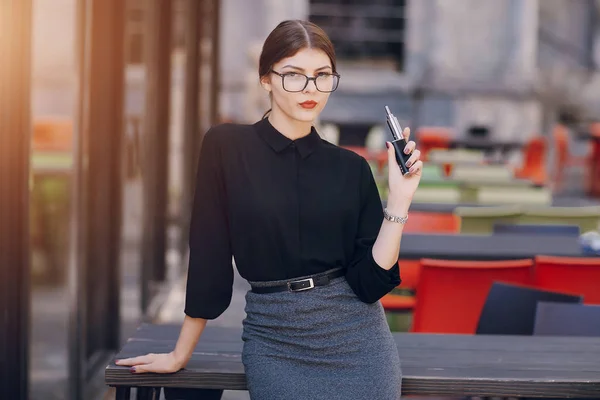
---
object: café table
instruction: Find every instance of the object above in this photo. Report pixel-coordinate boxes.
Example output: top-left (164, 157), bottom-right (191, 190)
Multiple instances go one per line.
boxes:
top-left (399, 232), bottom-right (588, 260)
top-left (106, 324), bottom-right (600, 399)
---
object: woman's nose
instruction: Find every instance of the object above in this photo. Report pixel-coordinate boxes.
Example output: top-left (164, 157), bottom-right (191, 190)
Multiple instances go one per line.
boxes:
top-left (303, 78), bottom-right (318, 93)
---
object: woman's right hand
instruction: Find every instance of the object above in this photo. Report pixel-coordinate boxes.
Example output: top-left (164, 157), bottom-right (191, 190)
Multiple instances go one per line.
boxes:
top-left (115, 351), bottom-right (184, 374)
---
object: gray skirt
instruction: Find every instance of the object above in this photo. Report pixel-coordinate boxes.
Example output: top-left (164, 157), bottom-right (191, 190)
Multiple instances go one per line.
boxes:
top-left (241, 267), bottom-right (402, 400)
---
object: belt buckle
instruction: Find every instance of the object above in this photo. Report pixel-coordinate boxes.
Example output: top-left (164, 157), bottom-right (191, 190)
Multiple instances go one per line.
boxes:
top-left (288, 277), bottom-right (315, 292)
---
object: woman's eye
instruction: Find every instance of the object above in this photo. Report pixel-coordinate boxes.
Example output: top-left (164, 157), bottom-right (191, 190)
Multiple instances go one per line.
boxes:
top-left (317, 73), bottom-right (330, 77)
top-left (285, 73), bottom-right (298, 77)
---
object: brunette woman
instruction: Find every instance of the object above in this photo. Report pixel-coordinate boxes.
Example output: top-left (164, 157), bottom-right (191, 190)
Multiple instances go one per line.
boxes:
top-left (117, 19), bottom-right (423, 399)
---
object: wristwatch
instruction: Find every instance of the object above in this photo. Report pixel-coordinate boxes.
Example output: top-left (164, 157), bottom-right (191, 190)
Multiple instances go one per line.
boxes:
top-left (383, 208), bottom-right (408, 224)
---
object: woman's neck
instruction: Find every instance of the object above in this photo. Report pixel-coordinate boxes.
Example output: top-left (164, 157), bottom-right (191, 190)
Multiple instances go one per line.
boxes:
top-left (267, 109), bottom-right (313, 141)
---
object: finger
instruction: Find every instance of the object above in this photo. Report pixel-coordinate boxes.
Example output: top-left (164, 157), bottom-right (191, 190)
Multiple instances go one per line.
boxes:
top-left (402, 127), bottom-right (411, 141)
top-left (129, 363), bottom-right (153, 374)
top-left (386, 141), bottom-right (396, 166)
top-left (403, 140), bottom-right (416, 155)
top-left (406, 149), bottom-right (421, 168)
top-left (409, 160), bottom-right (423, 175)
top-left (116, 354), bottom-right (155, 366)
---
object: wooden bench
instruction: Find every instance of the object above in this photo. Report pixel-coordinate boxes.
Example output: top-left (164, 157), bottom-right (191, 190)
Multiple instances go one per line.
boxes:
top-left (106, 324), bottom-right (600, 399)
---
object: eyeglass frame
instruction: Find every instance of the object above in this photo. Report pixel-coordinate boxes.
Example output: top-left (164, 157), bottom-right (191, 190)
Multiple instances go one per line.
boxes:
top-left (269, 69), bottom-right (341, 93)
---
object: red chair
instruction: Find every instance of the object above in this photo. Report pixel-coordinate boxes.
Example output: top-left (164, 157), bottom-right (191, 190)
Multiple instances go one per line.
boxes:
top-left (553, 124), bottom-right (591, 191)
top-left (588, 123), bottom-right (600, 196)
top-left (380, 293), bottom-right (416, 312)
top-left (380, 259), bottom-right (421, 313)
top-left (382, 214), bottom-right (460, 314)
top-left (403, 212), bottom-right (460, 234)
top-left (410, 258), bottom-right (534, 333)
top-left (534, 255), bottom-right (600, 304)
top-left (415, 127), bottom-right (453, 161)
top-left (515, 136), bottom-right (547, 186)
top-left (384, 212), bottom-right (460, 310)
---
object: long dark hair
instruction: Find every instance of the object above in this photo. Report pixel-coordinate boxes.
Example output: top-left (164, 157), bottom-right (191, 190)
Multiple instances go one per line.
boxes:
top-left (259, 20), bottom-right (337, 119)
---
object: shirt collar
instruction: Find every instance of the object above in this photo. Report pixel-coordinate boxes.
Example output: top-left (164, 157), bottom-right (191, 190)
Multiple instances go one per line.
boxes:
top-left (254, 117), bottom-right (321, 159)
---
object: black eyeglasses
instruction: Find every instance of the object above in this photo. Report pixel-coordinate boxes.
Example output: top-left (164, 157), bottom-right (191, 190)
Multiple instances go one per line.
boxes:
top-left (270, 70), bottom-right (340, 93)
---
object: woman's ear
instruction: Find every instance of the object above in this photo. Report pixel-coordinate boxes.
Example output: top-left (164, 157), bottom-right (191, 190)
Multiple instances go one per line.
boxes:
top-left (260, 75), bottom-right (272, 93)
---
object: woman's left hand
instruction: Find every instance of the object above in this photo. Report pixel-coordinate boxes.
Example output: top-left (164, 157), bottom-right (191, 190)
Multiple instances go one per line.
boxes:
top-left (386, 127), bottom-right (422, 205)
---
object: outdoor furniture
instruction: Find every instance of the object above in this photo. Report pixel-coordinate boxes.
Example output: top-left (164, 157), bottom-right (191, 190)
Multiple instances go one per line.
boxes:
top-left (534, 255), bottom-right (600, 304)
top-left (415, 126), bottom-right (453, 160)
top-left (456, 205), bottom-right (600, 234)
top-left (392, 233), bottom-right (591, 319)
top-left (106, 324), bottom-right (600, 399)
top-left (410, 258), bottom-right (533, 333)
top-left (451, 164), bottom-right (514, 182)
top-left (552, 124), bottom-right (591, 192)
top-left (514, 136), bottom-right (547, 186)
top-left (427, 148), bottom-right (486, 165)
top-left (421, 163), bottom-right (446, 180)
top-left (534, 302), bottom-right (600, 336)
top-left (380, 293), bottom-right (416, 314)
top-left (399, 233), bottom-right (590, 261)
top-left (406, 201), bottom-right (482, 213)
top-left (449, 137), bottom-right (522, 163)
top-left (454, 205), bottom-right (523, 234)
top-left (584, 124), bottom-right (600, 197)
top-left (412, 185), bottom-right (462, 203)
top-left (520, 205), bottom-right (600, 233)
top-left (415, 167), bottom-right (543, 205)
top-left (389, 211), bottom-right (460, 311)
top-left (427, 148), bottom-right (488, 177)
top-left (397, 259), bottom-right (421, 291)
top-left (476, 282), bottom-right (582, 335)
top-left (402, 211), bottom-right (460, 234)
top-left (476, 186), bottom-right (552, 206)
top-left (493, 223), bottom-right (580, 236)
top-left (380, 209), bottom-right (460, 319)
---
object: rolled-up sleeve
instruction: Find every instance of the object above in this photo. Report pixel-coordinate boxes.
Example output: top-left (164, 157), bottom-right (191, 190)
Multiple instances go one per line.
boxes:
top-left (345, 158), bottom-right (401, 304)
top-left (184, 127), bottom-right (234, 319)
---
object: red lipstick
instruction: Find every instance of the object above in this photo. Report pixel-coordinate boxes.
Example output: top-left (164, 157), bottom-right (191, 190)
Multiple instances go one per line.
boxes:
top-left (299, 100), bottom-right (317, 109)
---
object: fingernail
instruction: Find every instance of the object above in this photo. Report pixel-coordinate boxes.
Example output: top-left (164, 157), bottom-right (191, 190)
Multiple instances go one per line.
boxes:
top-left (406, 161), bottom-right (412, 168)
top-left (130, 367), bottom-right (136, 373)
top-left (409, 166), bottom-right (416, 173)
top-left (404, 147), bottom-right (410, 154)
top-left (385, 142), bottom-right (390, 149)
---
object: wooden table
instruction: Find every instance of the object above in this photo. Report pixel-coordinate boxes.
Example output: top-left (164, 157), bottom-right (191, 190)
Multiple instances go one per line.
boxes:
top-left (105, 324), bottom-right (600, 399)
top-left (399, 233), bottom-right (587, 260)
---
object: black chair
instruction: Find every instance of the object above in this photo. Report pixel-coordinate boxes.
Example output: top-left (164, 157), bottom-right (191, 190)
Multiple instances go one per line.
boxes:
top-left (476, 282), bottom-right (583, 335)
top-left (534, 302), bottom-right (600, 337)
top-left (492, 223), bottom-right (580, 236)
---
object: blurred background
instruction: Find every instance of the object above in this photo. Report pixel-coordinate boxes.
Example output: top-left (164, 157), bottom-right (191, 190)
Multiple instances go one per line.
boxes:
top-left (1, 0), bottom-right (600, 399)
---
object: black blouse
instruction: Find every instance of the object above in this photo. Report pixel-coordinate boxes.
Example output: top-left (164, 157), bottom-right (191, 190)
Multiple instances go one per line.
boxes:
top-left (184, 117), bottom-right (401, 319)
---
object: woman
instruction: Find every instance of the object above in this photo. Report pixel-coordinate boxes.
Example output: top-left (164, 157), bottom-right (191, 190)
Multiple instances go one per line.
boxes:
top-left (116, 20), bottom-right (422, 399)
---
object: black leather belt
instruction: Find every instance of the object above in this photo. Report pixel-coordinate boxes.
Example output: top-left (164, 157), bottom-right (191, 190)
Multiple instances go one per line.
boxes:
top-left (250, 268), bottom-right (345, 294)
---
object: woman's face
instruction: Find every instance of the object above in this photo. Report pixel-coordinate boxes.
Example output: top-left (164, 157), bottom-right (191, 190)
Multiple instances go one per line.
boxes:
top-left (261, 47), bottom-right (334, 123)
